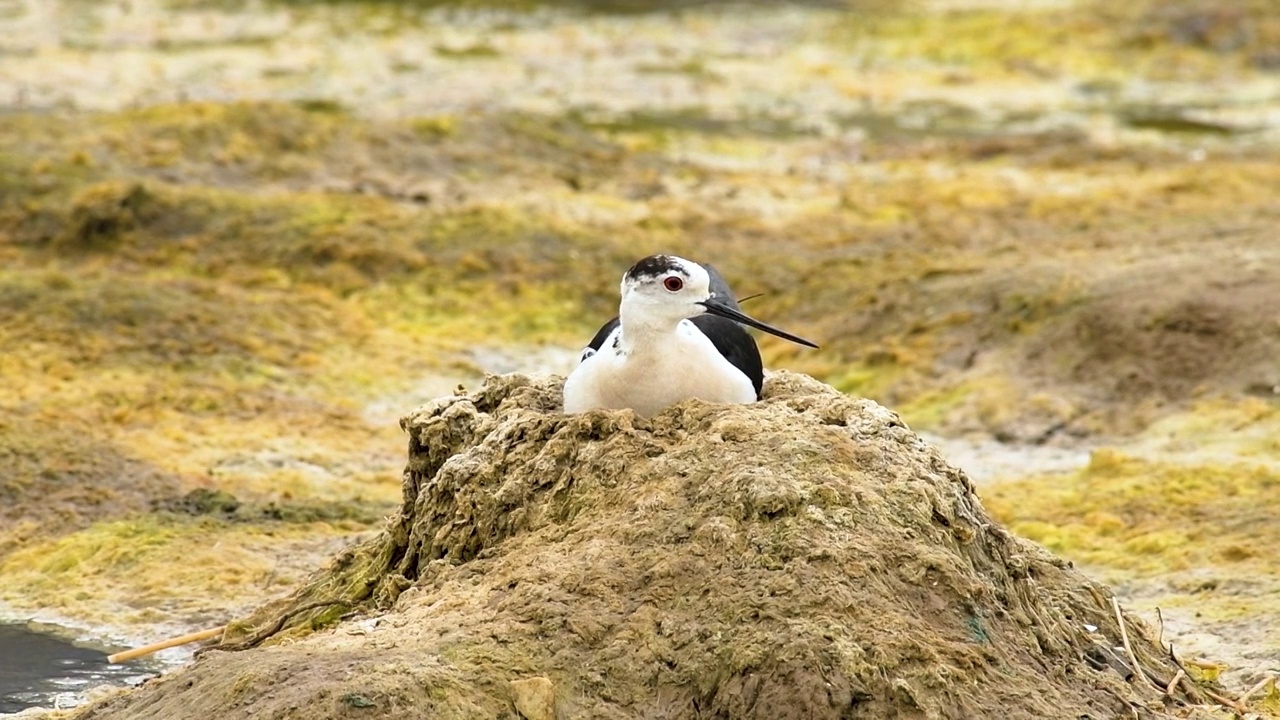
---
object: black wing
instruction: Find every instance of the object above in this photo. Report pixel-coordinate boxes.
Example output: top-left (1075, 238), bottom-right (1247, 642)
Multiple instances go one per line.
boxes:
top-left (584, 314), bottom-right (764, 398)
top-left (585, 316), bottom-right (620, 353)
top-left (696, 264), bottom-right (763, 397)
top-left (691, 315), bottom-right (764, 400)
top-left (700, 262), bottom-right (741, 312)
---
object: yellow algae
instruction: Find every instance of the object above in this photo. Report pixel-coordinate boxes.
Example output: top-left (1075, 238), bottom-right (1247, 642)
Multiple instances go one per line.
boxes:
top-left (825, 362), bottom-right (901, 399)
top-left (96, 101), bottom-right (347, 173)
top-left (983, 451), bottom-right (1280, 577)
top-left (0, 515), bottom-right (369, 628)
top-left (896, 382), bottom-right (976, 429)
top-left (1136, 398), bottom-right (1280, 460)
top-left (408, 114), bottom-right (459, 140)
top-left (114, 419), bottom-right (402, 505)
top-left (836, 1), bottom-right (1280, 81)
top-left (984, 450), bottom-right (1280, 691)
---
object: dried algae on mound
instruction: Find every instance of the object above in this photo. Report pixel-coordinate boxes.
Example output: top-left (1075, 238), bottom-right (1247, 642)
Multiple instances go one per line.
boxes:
top-left (74, 373), bottom-right (1216, 720)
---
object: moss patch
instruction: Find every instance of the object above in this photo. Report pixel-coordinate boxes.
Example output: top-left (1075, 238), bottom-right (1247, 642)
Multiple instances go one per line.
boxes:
top-left (982, 450), bottom-right (1280, 688)
top-left (985, 451), bottom-right (1280, 577)
top-left (0, 514), bottom-right (371, 630)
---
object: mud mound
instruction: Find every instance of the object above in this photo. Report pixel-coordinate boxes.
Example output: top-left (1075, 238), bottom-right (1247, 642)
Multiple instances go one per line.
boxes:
top-left (1028, 258), bottom-right (1280, 409)
top-left (77, 374), bottom-right (1210, 720)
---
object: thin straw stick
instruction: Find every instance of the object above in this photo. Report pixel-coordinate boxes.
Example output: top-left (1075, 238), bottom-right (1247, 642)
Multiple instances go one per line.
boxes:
top-left (1111, 598), bottom-right (1150, 692)
top-left (1238, 675), bottom-right (1276, 705)
top-left (107, 626), bottom-right (225, 664)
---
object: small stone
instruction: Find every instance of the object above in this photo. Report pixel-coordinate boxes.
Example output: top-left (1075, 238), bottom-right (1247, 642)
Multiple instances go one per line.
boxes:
top-left (509, 677), bottom-right (556, 720)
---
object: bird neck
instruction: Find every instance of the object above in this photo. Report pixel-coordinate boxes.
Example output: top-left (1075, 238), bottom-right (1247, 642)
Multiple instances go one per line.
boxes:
top-left (617, 304), bottom-right (683, 354)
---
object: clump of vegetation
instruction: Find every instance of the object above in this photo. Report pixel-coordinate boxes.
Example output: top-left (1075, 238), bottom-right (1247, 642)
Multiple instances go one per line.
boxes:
top-left (70, 374), bottom-right (1226, 719)
top-left (985, 451), bottom-right (1280, 577)
top-left (838, 0), bottom-right (1280, 79)
top-left (983, 450), bottom-right (1280, 691)
top-left (0, 513), bottom-right (371, 629)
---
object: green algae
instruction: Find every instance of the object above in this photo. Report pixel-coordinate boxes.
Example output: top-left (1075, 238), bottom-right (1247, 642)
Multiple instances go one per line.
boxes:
top-left (408, 115), bottom-right (459, 140)
top-left (981, 449), bottom-right (1280, 691)
top-left (571, 107), bottom-right (818, 140)
top-left (3, 98), bottom-right (1277, 451)
top-left (835, 0), bottom-right (1280, 80)
top-left (895, 382), bottom-right (977, 430)
top-left (0, 514), bottom-right (364, 627)
top-left (94, 102), bottom-right (349, 175)
top-left (0, 409), bottom-right (186, 555)
top-left (983, 450), bottom-right (1280, 580)
top-left (1135, 399), bottom-right (1280, 461)
top-left (256, 0), bottom-right (855, 13)
top-left (156, 488), bottom-right (388, 525)
top-left (434, 42), bottom-right (502, 58)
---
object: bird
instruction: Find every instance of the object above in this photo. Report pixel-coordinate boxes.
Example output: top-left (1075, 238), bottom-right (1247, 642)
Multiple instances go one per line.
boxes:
top-left (562, 254), bottom-right (818, 417)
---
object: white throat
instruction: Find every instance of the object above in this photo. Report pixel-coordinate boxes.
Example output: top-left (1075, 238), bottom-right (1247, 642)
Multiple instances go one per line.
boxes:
top-left (616, 306), bottom-right (684, 354)
top-left (617, 291), bottom-right (693, 344)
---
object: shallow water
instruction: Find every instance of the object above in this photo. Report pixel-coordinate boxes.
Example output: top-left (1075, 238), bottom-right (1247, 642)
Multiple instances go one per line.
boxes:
top-left (0, 623), bottom-right (155, 715)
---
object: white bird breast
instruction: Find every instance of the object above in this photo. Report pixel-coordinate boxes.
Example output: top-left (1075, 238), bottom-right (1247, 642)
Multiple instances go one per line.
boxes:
top-left (563, 320), bottom-right (757, 417)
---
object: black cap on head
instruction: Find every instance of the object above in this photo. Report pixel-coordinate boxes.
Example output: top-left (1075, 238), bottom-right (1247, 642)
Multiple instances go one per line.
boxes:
top-left (625, 255), bottom-right (685, 281)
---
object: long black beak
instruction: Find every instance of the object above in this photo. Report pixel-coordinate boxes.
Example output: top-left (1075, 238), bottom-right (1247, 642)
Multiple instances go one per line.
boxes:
top-left (700, 298), bottom-right (819, 349)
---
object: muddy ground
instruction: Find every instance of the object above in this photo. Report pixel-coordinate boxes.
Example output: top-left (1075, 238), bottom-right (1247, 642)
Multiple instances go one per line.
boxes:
top-left (69, 374), bottom-right (1230, 719)
top-left (0, 0), bottom-right (1278, 714)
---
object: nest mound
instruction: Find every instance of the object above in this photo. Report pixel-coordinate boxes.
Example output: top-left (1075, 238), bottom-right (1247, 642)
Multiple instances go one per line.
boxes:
top-left (78, 373), bottom-right (1208, 720)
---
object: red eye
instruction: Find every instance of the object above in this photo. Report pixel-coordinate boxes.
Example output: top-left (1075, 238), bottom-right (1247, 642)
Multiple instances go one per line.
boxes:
top-left (663, 276), bottom-right (684, 292)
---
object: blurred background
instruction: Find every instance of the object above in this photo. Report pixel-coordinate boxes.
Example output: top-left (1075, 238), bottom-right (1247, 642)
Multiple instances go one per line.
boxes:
top-left (0, 0), bottom-right (1278, 711)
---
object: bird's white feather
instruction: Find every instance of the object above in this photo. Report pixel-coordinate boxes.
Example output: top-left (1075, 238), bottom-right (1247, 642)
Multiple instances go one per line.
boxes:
top-left (563, 319), bottom-right (755, 417)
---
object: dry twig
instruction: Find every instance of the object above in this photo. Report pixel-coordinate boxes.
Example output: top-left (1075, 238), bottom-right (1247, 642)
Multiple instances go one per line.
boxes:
top-left (1112, 597), bottom-right (1153, 693)
top-left (1238, 675), bottom-right (1276, 705)
top-left (107, 626), bottom-right (226, 664)
top-left (1202, 688), bottom-right (1246, 715)
top-left (1165, 644), bottom-right (1206, 705)
top-left (1165, 669), bottom-right (1185, 696)
top-left (1163, 649), bottom-right (1252, 714)
top-left (196, 598), bottom-right (353, 657)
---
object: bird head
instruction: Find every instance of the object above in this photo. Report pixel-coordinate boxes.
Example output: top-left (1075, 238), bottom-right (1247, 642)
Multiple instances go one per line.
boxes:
top-left (619, 254), bottom-right (818, 348)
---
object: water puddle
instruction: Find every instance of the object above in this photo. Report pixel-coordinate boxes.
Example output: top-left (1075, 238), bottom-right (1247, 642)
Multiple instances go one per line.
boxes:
top-left (0, 622), bottom-right (156, 715)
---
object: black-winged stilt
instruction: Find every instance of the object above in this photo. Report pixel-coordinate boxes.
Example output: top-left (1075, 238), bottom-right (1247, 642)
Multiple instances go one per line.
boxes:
top-left (562, 254), bottom-right (818, 417)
